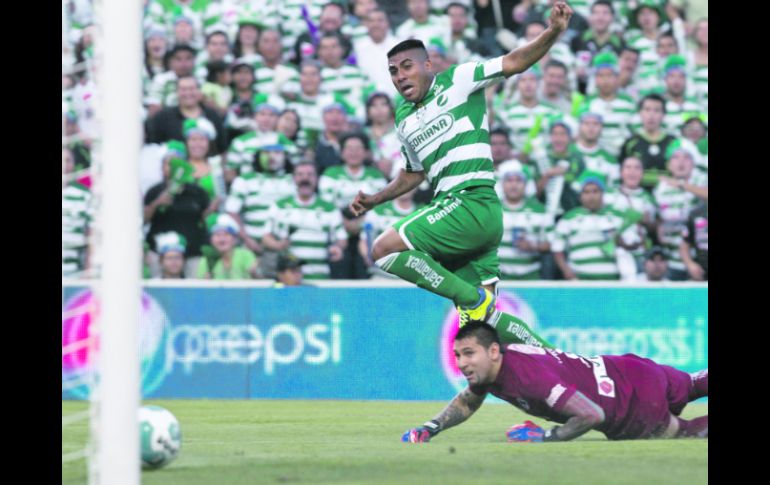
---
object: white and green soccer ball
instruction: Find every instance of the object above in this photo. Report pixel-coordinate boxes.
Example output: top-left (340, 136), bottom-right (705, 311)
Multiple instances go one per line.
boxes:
top-left (139, 405), bottom-right (181, 469)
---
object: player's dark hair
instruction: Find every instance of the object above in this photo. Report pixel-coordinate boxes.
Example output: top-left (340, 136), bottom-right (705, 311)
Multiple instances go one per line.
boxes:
top-left (455, 322), bottom-right (500, 349)
top-left (387, 39), bottom-right (427, 59)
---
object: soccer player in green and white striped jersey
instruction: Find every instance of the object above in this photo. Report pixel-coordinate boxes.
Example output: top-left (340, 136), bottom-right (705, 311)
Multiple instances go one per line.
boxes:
top-left (498, 165), bottom-right (554, 280)
top-left (552, 173), bottom-right (636, 280)
top-left (349, 3), bottom-right (575, 347)
top-left (263, 161), bottom-right (348, 280)
top-left (225, 144), bottom-right (295, 256)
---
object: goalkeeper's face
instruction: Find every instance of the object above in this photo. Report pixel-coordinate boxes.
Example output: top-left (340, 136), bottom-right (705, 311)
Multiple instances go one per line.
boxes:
top-left (454, 337), bottom-right (500, 386)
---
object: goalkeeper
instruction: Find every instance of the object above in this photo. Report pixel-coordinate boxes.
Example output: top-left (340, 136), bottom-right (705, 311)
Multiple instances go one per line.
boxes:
top-left (403, 323), bottom-right (708, 443)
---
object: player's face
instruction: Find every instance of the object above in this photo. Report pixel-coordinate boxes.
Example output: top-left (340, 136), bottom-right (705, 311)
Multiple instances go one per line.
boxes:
top-left (503, 174), bottom-right (526, 202)
top-left (580, 184), bottom-right (604, 211)
top-left (665, 70), bottom-right (686, 97)
top-left (668, 152), bottom-right (693, 178)
top-left (620, 157), bottom-right (643, 188)
top-left (595, 68), bottom-right (618, 96)
top-left (186, 133), bottom-right (210, 159)
top-left (639, 99), bottom-right (664, 131)
top-left (454, 337), bottom-right (499, 386)
top-left (579, 117), bottom-right (602, 143)
top-left (589, 4), bottom-right (613, 32)
top-left (388, 49), bottom-right (433, 103)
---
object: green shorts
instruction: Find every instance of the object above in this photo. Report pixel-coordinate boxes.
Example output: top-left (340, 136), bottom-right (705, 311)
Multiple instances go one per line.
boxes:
top-left (392, 186), bottom-right (503, 286)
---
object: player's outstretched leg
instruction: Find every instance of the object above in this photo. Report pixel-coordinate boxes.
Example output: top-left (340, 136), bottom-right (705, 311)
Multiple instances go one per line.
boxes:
top-left (375, 250), bottom-right (483, 308)
top-left (489, 310), bottom-right (554, 348)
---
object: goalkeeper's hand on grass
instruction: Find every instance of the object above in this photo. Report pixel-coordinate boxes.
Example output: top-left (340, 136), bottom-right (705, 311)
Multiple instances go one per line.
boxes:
top-left (506, 420), bottom-right (546, 443)
top-left (401, 420), bottom-right (441, 443)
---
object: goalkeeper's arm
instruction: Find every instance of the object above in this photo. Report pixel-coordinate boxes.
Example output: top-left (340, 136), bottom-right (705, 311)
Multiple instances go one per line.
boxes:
top-left (404, 387), bottom-right (487, 442)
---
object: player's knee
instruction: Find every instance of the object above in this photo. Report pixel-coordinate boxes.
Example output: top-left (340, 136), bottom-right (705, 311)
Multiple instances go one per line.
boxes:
top-left (371, 234), bottom-right (398, 261)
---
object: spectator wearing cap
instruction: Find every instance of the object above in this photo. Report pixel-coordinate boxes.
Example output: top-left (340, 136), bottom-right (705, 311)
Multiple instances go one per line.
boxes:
top-left (426, 38), bottom-right (452, 73)
top-left (317, 33), bottom-right (373, 121)
top-left (144, 151), bottom-right (210, 278)
top-left (225, 93), bottom-right (298, 182)
top-left (680, 201), bottom-right (707, 281)
top-left (532, 119), bottom-right (587, 217)
top-left (197, 213), bottom-right (259, 279)
top-left (660, 54), bottom-right (703, 135)
top-left (183, 119), bottom-right (226, 212)
top-left (552, 172), bottom-right (638, 280)
top-left (619, 93), bottom-right (678, 189)
top-left (224, 61), bottom-right (258, 141)
top-left (62, 148), bottom-right (92, 277)
top-left (575, 111), bottom-right (619, 188)
top-left (273, 252), bottom-right (307, 287)
top-left (262, 161), bottom-right (348, 280)
top-left (653, 140), bottom-right (707, 280)
top-left (495, 66), bottom-right (559, 160)
top-left (570, 0), bottom-right (625, 94)
top-left (636, 246), bottom-right (669, 282)
top-left (624, 1), bottom-right (686, 98)
top-left (353, 8), bottom-right (403, 99)
top-left (254, 29), bottom-right (301, 98)
top-left (145, 44), bottom-right (197, 115)
top-left (315, 102), bottom-right (353, 174)
top-left (145, 75), bottom-right (227, 154)
top-left (225, 143), bottom-right (295, 265)
top-left (154, 232), bottom-right (189, 279)
top-left (498, 163), bottom-right (554, 280)
top-left (292, 2), bottom-right (354, 65)
top-left (395, 0), bottom-right (452, 53)
top-left (576, 52), bottom-right (635, 158)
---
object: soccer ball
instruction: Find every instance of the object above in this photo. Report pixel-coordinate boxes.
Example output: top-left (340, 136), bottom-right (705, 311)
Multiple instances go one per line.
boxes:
top-left (139, 405), bottom-right (181, 469)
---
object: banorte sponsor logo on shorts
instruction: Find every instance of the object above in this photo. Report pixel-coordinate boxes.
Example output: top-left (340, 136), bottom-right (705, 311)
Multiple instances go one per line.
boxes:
top-left (61, 290), bottom-right (170, 399)
top-left (440, 290), bottom-right (539, 392)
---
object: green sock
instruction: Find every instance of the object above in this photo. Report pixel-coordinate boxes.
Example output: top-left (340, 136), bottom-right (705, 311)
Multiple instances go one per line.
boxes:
top-left (489, 311), bottom-right (554, 348)
top-left (375, 250), bottom-right (480, 307)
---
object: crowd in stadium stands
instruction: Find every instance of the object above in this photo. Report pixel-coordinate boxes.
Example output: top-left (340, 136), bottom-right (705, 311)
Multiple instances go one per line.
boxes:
top-left (62, 0), bottom-right (708, 282)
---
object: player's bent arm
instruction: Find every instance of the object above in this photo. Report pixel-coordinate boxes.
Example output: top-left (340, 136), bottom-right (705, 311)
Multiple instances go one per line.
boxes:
top-left (545, 391), bottom-right (605, 442)
top-left (372, 169), bottom-right (425, 206)
top-left (431, 386), bottom-right (487, 434)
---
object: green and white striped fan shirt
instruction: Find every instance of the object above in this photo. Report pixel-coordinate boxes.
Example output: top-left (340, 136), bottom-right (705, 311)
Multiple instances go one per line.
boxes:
top-left (663, 96), bottom-right (704, 135)
top-left (62, 181), bottom-right (91, 275)
top-left (254, 62), bottom-right (301, 97)
top-left (579, 94), bottom-right (636, 158)
top-left (318, 165), bottom-right (388, 211)
top-left (224, 172), bottom-right (295, 239)
top-left (576, 143), bottom-right (620, 188)
top-left (395, 57), bottom-right (508, 198)
top-left (265, 195), bottom-right (347, 279)
top-left (499, 198), bottom-right (554, 280)
top-left (496, 99), bottom-right (560, 155)
top-left (226, 130), bottom-right (296, 175)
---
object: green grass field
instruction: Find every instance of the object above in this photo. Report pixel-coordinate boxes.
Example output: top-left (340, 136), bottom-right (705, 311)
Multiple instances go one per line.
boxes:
top-left (62, 400), bottom-right (707, 485)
